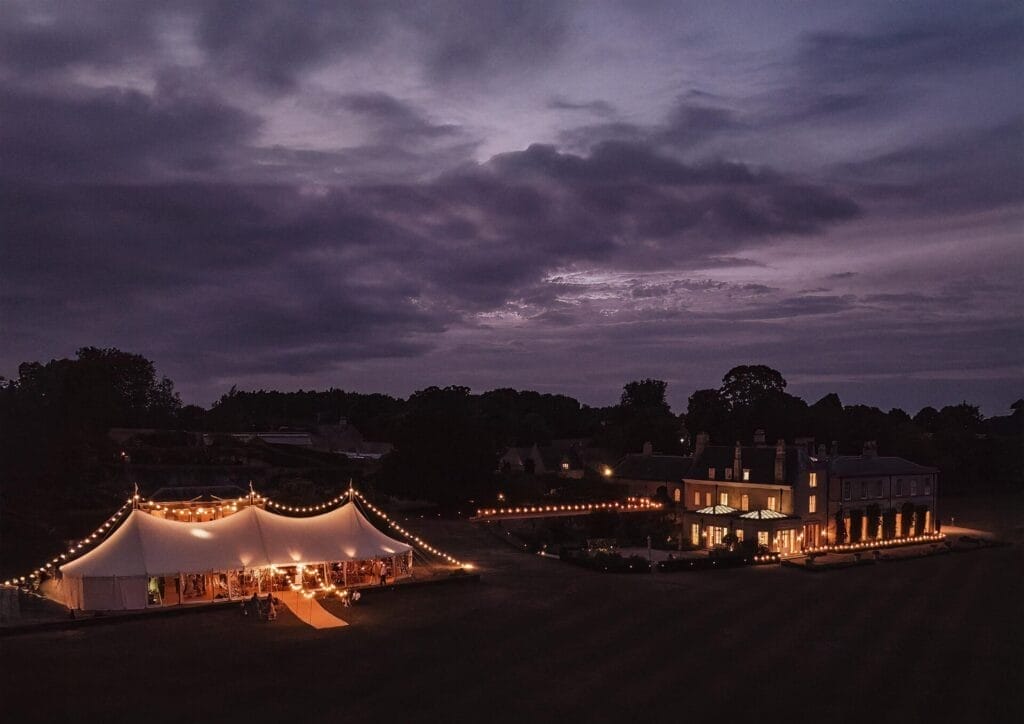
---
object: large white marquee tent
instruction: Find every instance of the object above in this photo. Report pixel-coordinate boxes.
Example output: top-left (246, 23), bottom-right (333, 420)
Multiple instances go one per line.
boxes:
top-left (60, 502), bottom-right (412, 611)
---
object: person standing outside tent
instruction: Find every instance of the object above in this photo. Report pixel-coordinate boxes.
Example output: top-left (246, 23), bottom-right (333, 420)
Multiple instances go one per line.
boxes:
top-left (378, 559), bottom-right (387, 586)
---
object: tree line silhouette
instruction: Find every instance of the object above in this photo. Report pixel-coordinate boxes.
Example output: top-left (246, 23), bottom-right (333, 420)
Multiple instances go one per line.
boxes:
top-left (1, 349), bottom-right (1020, 512)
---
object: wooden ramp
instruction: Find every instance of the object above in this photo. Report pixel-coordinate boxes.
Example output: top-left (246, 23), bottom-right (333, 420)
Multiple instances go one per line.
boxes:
top-left (274, 590), bottom-right (348, 629)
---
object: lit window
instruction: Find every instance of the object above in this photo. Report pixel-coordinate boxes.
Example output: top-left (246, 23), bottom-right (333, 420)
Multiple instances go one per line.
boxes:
top-left (694, 491), bottom-right (700, 507)
top-left (719, 492), bottom-right (728, 506)
top-left (708, 467), bottom-right (716, 480)
top-left (561, 462), bottom-right (569, 471)
top-left (757, 531), bottom-right (769, 546)
top-left (735, 529), bottom-right (744, 541)
top-left (741, 494), bottom-right (749, 511)
top-left (809, 472), bottom-right (817, 488)
top-left (743, 469), bottom-right (751, 481)
top-left (768, 496), bottom-right (777, 512)
top-left (673, 488), bottom-right (681, 503)
top-left (808, 495), bottom-right (816, 514)
top-left (691, 523), bottom-right (700, 545)
top-left (705, 492), bottom-right (712, 506)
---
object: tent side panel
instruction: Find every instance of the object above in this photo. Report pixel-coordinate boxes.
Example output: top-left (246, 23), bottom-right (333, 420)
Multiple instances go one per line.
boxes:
top-left (119, 576), bottom-right (149, 610)
top-left (79, 576), bottom-right (148, 610)
top-left (81, 576), bottom-right (121, 610)
top-left (64, 576), bottom-right (84, 610)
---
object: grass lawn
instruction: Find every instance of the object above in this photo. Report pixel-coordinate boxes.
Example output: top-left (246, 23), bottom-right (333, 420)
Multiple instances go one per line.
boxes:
top-left (2, 499), bottom-right (1021, 723)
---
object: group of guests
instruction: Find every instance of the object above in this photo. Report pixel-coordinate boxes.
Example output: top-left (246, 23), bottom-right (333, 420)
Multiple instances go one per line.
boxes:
top-left (243, 592), bottom-right (278, 620)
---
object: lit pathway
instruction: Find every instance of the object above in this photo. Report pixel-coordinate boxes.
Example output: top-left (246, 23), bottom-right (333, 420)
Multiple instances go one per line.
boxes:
top-left (273, 590), bottom-right (348, 629)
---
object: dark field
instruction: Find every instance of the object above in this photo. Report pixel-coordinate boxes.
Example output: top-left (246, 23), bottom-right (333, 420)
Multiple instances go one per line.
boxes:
top-left (3, 496), bottom-right (1022, 724)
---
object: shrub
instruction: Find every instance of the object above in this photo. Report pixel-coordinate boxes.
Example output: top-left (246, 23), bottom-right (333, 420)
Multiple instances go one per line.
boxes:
top-left (848, 509), bottom-right (863, 543)
top-left (882, 508), bottom-right (897, 539)
top-left (865, 504), bottom-right (881, 540)
top-left (900, 502), bottom-right (915, 537)
top-left (834, 509), bottom-right (847, 545)
top-left (914, 505), bottom-right (928, 536)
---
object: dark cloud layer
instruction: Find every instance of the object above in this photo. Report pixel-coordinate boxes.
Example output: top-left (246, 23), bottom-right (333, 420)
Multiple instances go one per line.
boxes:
top-left (1, 1), bottom-right (1021, 414)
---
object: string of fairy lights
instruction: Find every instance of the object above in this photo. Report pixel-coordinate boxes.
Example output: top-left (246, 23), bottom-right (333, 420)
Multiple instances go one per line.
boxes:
top-left (3, 494), bottom-right (139, 587)
top-left (349, 488), bottom-right (467, 567)
top-left (255, 485), bottom-right (468, 566)
top-left (475, 497), bottom-right (662, 518)
top-left (3, 485), bottom-right (467, 589)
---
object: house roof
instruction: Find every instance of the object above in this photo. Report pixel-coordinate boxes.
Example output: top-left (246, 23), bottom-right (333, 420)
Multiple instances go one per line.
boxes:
top-left (537, 446), bottom-right (582, 470)
top-left (695, 505), bottom-right (737, 515)
top-left (830, 455), bottom-right (938, 477)
top-left (739, 509), bottom-right (788, 519)
top-left (613, 454), bottom-right (692, 482)
top-left (689, 445), bottom-right (801, 484)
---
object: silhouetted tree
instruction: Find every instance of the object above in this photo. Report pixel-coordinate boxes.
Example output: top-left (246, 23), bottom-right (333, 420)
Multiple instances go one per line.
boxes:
top-left (685, 388), bottom-right (731, 442)
top-left (600, 379), bottom-right (682, 455)
top-left (720, 365), bottom-right (787, 411)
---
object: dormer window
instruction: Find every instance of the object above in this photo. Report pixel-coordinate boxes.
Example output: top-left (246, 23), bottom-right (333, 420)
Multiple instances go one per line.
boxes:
top-left (725, 468), bottom-right (733, 481)
top-left (742, 469), bottom-right (751, 481)
top-left (708, 467), bottom-right (716, 480)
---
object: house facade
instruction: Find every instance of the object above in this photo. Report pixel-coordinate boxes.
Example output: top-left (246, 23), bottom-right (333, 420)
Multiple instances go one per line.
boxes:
top-left (498, 443), bottom-right (585, 478)
top-left (825, 442), bottom-right (939, 544)
top-left (617, 431), bottom-right (939, 556)
top-left (678, 433), bottom-right (825, 554)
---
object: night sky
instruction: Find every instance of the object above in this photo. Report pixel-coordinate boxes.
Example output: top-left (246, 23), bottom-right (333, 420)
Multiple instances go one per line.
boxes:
top-left (2, 1), bottom-right (1022, 414)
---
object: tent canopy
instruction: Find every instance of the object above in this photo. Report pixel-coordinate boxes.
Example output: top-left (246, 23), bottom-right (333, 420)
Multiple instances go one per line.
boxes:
top-left (61, 502), bottom-right (412, 579)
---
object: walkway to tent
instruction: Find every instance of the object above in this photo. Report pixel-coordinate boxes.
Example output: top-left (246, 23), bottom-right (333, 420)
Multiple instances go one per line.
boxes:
top-left (273, 590), bottom-right (348, 629)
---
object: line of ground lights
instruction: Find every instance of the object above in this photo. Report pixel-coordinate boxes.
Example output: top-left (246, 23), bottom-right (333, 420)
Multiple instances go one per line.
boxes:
top-left (475, 497), bottom-right (663, 517)
top-left (803, 532), bottom-right (945, 555)
top-left (3, 494), bottom-right (139, 587)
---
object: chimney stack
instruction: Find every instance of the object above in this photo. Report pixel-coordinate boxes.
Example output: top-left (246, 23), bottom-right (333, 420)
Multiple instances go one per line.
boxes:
top-left (775, 439), bottom-right (786, 482)
top-left (753, 429), bottom-right (766, 446)
top-left (694, 432), bottom-right (709, 459)
top-left (642, 441), bottom-right (653, 456)
top-left (830, 440), bottom-right (839, 458)
top-left (733, 441), bottom-right (743, 481)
